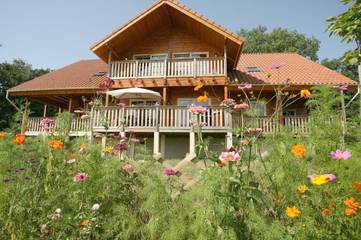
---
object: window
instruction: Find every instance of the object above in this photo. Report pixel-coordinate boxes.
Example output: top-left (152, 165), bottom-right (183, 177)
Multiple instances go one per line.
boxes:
top-left (130, 100), bottom-right (158, 106)
top-left (250, 101), bottom-right (266, 116)
top-left (178, 98), bottom-right (211, 107)
top-left (133, 54), bottom-right (168, 60)
top-left (173, 52), bottom-right (209, 59)
top-left (246, 66), bottom-right (261, 73)
top-left (283, 110), bottom-right (296, 116)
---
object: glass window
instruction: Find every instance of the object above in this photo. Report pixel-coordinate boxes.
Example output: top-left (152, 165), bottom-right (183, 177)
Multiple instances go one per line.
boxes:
top-left (178, 98), bottom-right (211, 107)
top-left (134, 54), bottom-right (168, 60)
top-left (250, 101), bottom-right (266, 116)
top-left (173, 52), bottom-right (209, 59)
top-left (130, 100), bottom-right (158, 106)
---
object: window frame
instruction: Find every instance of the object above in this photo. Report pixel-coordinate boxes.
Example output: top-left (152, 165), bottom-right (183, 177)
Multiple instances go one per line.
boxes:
top-left (172, 52), bottom-right (209, 59)
top-left (177, 97), bottom-right (212, 107)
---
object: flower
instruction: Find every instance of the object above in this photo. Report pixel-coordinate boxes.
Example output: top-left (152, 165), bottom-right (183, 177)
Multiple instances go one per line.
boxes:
top-left (66, 159), bottom-right (76, 164)
top-left (247, 128), bottom-right (263, 134)
top-left (114, 142), bottom-right (128, 152)
top-left (345, 208), bottom-right (358, 216)
top-left (103, 146), bottom-right (113, 153)
top-left (197, 93), bottom-right (208, 103)
top-left (240, 139), bottom-right (249, 145)
top-left (338, 85), bottom-right (348, 91)
top-left (51, 208), bottom-right (62, 220)
top-left (286, 206), bottom-right (301, 218)
top-left (219, 151), bottom-right (240, 162)
top-left (188, 106), bottom-right (207, 114)
top-left (199, 122), bottom-right (207, 128)
top-left (0, 132), bottom-right (6, 139)
top-left (300, 90), bottom-right (311, 99)
top-left (130, 138), bottom-right (141, 143)
top-left (344, 197), bottom-right (360, 210)
top-left (330, 149), bottom-right (352, 161)
top-left (217, 161), bottom-right (226, 167)
top-left (164, 167), bottom-right (176, 177)
top-left (324, 174), bottom-right (337, 182)
top-left (122, 164), bottom-right (134, 173)
top-left (79, 144), bottom-right (86, 154)
top-left (81, 219), bottom-right (90, 226)
top-left (238, 83), bottom-right (253, 90)
top-left (194, 83), bottom-right (204, 91)
top-left (48, 140), bottom-right (64, 150)
top-left (297, 185), bottom-right (309, 194)
top-left (39, 118), bottom-right (55, 131)
top-left (220, 98), bottom-right (236, 108)
top-left (91, 203), bottom-right (100, 211)
top-left (308, 174), bottom-right (336, 186)
top-left (67, 153), bottom-right (76, 158)
top-left (13, 134), bottom-right (25, 145)
top-left (291, 144), bottom-right (306, 157)
top-left (73, 172), bottom-right (89, 182)
top-left (352, 182), bottom-right (361, 195)
top-left (234, 103), bottom-right (249, 110)
top-left (80, 114), bottom-right (90, 120)
top-left (270, 63), bottom-right (285, 69)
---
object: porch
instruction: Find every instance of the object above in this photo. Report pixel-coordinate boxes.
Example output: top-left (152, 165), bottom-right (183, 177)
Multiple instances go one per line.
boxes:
top-left (26, 106), bottom-right (311, 135)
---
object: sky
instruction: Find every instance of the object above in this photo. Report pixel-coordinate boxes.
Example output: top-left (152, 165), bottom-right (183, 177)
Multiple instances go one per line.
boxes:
top-left (0, 0), bottom-right (356, 70)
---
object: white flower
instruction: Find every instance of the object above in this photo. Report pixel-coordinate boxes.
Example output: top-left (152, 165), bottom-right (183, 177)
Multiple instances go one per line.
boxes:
top-left (55, 208), bottom-right (62, 214)
top-left (66, 159), bottom-right (76, 164)
top-left (91, 203), bottom-right (100, 211)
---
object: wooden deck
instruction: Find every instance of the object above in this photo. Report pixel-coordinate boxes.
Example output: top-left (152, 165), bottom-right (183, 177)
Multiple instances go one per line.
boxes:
top-left (25, 106), bottom-right (310, 136)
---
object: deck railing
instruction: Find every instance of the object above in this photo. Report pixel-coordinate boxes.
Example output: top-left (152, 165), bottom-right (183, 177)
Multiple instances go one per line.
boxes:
top-left (25, 107), bottom-right (311, 135)
top-left (109, 57), bottom-right (225, 79)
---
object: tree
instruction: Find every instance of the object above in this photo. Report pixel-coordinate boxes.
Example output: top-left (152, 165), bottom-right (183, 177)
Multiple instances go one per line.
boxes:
top-left (0, 59), bottom-right (51, 130)
top-left (321, 52), bottom-right (358, 80)
top-left (238, 26), bottom-right (320, 61)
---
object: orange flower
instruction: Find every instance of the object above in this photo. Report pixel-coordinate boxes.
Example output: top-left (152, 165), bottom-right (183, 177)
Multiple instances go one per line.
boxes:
top-left (352, 182), bottom-right (361, 195)
top-left (322, 208), bottom-right (332, 216)
top-left (194, 83), bottom-right (204, 91)
top-left (286, 206), bottom-right (301, 218)
top-left (344, 197), bottom-right (360, 210)
top-left (217, 161), bottom-right (226, 168)
top-left (48, 140), bottom-right (64, 150)
top-left (274, 195), bottom-right (282, 204)
top-left (13, 134), bottom-right (25, 145)
top-left (67, 153), bottom-right (77, 159)
top-left (81, 219), bottom-right (89, 226)
top-left (345, 208), bottom-right (358, 217)
top-left (300, 89), bottom-right (311, 99)
top-left (0, 132), bottom-right (6, 139)
top-left (197, 92), bottom-right (208, 102)
top-left (291, 144), bottom-right (306, 157)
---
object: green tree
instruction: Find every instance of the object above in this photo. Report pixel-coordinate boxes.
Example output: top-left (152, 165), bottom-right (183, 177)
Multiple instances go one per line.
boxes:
top-left (238, 26), bottom-right (320, 61)
top-left (321, 53), bottom-right (358, 80)
top-left (0, 59), bottom-right (50, 130)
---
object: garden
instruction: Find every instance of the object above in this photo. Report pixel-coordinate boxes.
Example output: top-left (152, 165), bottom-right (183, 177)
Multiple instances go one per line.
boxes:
top-left (1, 84), bottom-right (361, 240)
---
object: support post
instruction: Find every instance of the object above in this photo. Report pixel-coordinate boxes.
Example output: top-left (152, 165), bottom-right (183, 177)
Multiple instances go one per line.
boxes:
top-left (189, 131), bottom-right (196, 156)
top-left (105, 94), bottom-right (110, 107)
top-left (341, 90), bottom-right (346, 146)
top-left (226, 132), bottom-right (233, 149)
top-left (153, 132), bottom-right (161, 160)
top-left (224, 86), bottom-right (228, 100)
top-left (224, 39), bottom-right (227, 76)
top-left (58, 107), bottom-right (62, 113)
top-left (68, 98), bottom-right (73, 112)
top-left (43, 104), bottom-right (48, 117)
top-left (163, 87), bottom-right (167, 106)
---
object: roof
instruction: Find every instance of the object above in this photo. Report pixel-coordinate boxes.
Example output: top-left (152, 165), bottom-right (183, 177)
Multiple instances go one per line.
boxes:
top-left (90, 0), bottom-right (244, 64)
top-left (8, 53), bottom-right (357, 96)
top-left (229, 53), bottom-right (357, 85)
top-left (8, 60), bottom-right (108, 94)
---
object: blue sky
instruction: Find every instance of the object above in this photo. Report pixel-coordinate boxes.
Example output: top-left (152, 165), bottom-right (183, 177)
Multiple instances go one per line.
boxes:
top-left (0, 0), bottom-right (355, 69)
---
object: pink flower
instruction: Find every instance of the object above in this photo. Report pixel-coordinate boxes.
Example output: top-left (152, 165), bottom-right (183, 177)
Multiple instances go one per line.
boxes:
top-left (199, 122), bottom-right (207, 127)
top-left (247, 128), bottom-right (263, 134)
top-left (188, 106), bottom-right (207, 114)
top-left (39, 118), bottom-right (55, 131)
top-left (164, 167), bottom-right (176, 177)
top-left (219, 151), bottom-right (240, 162)
top-left (80, 114), bottom-right (90, 120)
top-left (130, 138), bottom-right (140, 143)
top-left (51, 208), bottom-right (61, 220)
top-left (123, 164), bottom-right (134, 173)
top-left (330, 149), bottom-right (352, 160)
top-left (128, 130), bottom-right (136, 134)
top-left (73, 172), bottom-right (89, 182)
top-left (117, 102), bottom-right (126, 107)
top-left (337, 85), bottom-right (348, 91)
top-left (270, 63), bottom-right (286, 69)
top-left (234, 103), bottom-right (249, 110)
top-left (238, 83), bottom-right (253, 90)
top-left (240, 139), bottom-right (249, 145)
top-left (324, 174), bottom-right (337, 182)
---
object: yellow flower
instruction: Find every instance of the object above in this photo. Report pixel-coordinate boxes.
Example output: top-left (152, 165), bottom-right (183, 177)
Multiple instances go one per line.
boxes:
top-left (104, 146), bottom-right (113, 153)
top-left (300, 89), bottom-right (311, 99)
top-left (310, 175), bottom-right (329, 186)
top-left (297, 185), bottom-right (309, 194)
top-left (0, 132), bottom-right (6, 139)
top-left (286, 206), bottom-right (301, 218)
top-left (194, 83), bottom-right (203, 91)
top-left (81, 219), bottom-right (90, 226)
top-left (291, 144), bottom-right (306, 157)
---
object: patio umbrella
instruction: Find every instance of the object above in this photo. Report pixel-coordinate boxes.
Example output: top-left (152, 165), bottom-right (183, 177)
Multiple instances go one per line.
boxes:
top-left (106, 87), bottom-right (162, 99)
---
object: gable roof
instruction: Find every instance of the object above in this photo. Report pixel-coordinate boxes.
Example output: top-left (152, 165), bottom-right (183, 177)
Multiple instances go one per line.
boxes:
top-left (229, 53), bottom-right (357, 86)
top-left (90, 0), bottom-right (244, 64)
top-left (8, 60), bottom-right (108, 95)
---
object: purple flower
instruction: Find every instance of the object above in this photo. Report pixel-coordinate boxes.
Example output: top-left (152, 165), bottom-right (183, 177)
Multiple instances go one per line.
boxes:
top-left (24, 176), bottom-right (30, 180)
top-left (164, 167), bottom-right (176, 177)
top-left (270, 63), bottom-right (286, 69)
top-left (39, 118), bottom-right (55, 131)
top-left (330, 149), bottom-right (352, 160)
top-left (114, 142), bottom-right (128, 152)
top-left (324, 174), bottom-right (337, 182)
top-left (73, 172), bottom-right (89, 182)
top-left (338, 85), bottom-right (348, 91)
top-left (238, 83), bottom-right (253, 90)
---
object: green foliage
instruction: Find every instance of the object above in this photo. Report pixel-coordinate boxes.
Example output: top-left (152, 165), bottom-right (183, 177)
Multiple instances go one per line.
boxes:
top-left (238, 26), bottom-right (320, 61)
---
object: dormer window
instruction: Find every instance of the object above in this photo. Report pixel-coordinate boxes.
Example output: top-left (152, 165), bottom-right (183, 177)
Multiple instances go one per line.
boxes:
top-left (246, 66), bottom-right (261, 73)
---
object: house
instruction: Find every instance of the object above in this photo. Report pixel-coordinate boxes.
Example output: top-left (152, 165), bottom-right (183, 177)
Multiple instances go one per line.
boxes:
top-left (7, 0), bottom-right (356, 159)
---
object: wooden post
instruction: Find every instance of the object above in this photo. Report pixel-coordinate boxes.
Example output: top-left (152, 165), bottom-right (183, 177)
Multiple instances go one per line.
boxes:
top-left (153, 132), bottom-right (161, 160)
top-left (224, 86), bottom-right (228, 100)
top-left (163, 87), bottom-right (167, 105)
top-left (68, 98), bottom-right (73, 112)
top-left (105, 94), bottom-right (110, 107)
top-left (224, 39), bottom-right (227, 76)
top-left (189, 131), bottom-right (195, 156)
top-left (58, 107), bottom-right (62, 113)
top-left (43, 104), bottom-right (48, 117)
top-left (107, 50), bottom-right (112, 78)
top-left (340, 90), bottom-right (346, 146)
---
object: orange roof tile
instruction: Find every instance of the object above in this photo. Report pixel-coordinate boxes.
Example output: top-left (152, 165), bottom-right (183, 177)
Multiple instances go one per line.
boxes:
top-left (8, 60), bottom-right (108, 93)
top-left (230, 53), bottom-right (357, 85)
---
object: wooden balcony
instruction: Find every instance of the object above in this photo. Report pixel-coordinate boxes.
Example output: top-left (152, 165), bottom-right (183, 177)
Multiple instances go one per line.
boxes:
top-left (26, 106), bottom-right (310, 136)
top-left (109, 57), bottom-right (225, 79)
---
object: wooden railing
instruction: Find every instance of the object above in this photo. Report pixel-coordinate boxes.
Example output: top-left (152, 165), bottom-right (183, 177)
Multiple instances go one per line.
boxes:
top-left (109, 57), bottom-right (225, 79)
top-left (25, 108), bottom-right (310, 135)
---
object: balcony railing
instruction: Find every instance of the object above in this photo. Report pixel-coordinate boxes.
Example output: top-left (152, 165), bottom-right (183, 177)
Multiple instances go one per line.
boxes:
top-left (26, 107), bottom-right (311, 136)
top-left (109, 57), bottom-right (225, 79)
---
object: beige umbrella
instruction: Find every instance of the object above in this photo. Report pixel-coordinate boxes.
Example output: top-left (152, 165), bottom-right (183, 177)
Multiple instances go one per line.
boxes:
top-left (106, 87), bottom-right (162, 99)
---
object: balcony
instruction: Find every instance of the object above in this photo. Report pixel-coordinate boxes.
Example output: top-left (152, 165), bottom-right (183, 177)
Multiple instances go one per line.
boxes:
top-left (26, 106), bottom-right (310, 136)
top-left (109, 57), bottom-right (226, 79)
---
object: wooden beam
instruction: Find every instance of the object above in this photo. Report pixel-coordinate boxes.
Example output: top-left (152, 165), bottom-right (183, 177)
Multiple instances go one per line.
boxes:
top-left (43, 104), bottom-right (48, 117)
top-left (163, 87), bottom-right (167, 105)
top-left (68, 98), bottom-right (73, 112)
top-left (224, 39), bottom-right (228, 77)
top-left (224, 86), bottom-right (228, 100)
